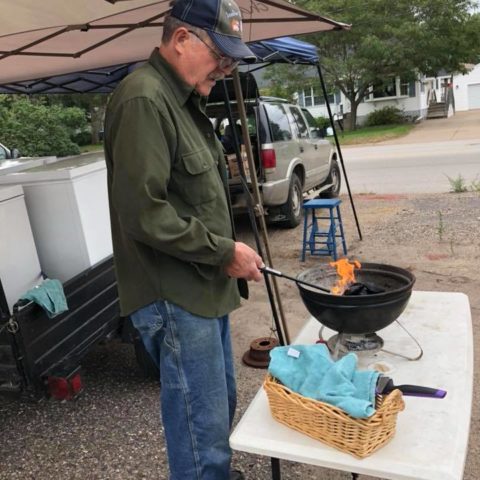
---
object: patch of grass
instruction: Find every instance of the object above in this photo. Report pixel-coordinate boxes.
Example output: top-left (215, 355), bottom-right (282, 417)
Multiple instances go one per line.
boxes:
top-left (80, 143), bottom-right (103, 153)
top-left (446, 174), bottom-right (469, 193)
top-left (471, 177), bottom-right (480, 192)
top-left (334, 124), bottom-right (414, 146)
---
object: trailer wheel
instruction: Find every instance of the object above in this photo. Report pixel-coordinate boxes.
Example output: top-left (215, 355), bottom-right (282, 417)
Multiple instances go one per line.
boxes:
top-left (133, 336), bottom-right (160, 381)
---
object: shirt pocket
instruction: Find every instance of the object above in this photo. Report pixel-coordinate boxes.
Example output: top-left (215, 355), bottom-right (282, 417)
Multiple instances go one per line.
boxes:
top-left (177, 148), bottom-right (219, 205)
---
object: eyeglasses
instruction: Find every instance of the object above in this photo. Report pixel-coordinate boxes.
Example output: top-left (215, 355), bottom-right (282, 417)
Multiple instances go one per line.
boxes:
top-left (188, 30), bottom-right (239, 71)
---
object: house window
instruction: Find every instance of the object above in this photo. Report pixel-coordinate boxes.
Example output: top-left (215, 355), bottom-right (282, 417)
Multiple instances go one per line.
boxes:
top-left (372, 78), bottom-right (396, 98)
top-left (298, 90), bottom-right (305, 107)
top-left (369, 77), bottom-right (412, 100)
top-left (300, 86), bottom-right (336, 106)
top-left (312, 85), bottom-right (324, 105)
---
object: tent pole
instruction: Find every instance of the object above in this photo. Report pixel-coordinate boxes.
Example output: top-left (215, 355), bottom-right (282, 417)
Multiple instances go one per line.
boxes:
top-left (229, 70), bottom-right (291, 346)
top-left (316, 62), bottom-right (362, 241)
top-left (220, 79), bottom-right (286, 346)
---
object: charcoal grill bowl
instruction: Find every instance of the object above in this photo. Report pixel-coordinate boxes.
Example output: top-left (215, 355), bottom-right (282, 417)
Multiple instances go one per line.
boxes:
top-left (296, 263), bottom-right (415, 334)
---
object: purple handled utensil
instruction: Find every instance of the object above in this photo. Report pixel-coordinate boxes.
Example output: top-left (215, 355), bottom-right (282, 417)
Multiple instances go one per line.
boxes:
top-left (376, 376), bottom-right (447, 398)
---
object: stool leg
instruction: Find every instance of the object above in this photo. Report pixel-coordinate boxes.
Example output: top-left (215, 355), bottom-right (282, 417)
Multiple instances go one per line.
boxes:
top-left (309, 210), bottom-right (318, 255)
top-left (329, 207), bottom-right (338, 260)
top-left (336, 205), bottom-right (347, 255)
top-left (301, 207), bottom-right (308, 261)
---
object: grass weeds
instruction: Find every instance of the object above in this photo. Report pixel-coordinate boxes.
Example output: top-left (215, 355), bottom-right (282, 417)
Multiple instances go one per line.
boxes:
top-left (80, 143), bottom-right (103, 154)
top-left (446, 174), bottom-right (469, 193)
top-left (334, 124), bottom-right (414, 146)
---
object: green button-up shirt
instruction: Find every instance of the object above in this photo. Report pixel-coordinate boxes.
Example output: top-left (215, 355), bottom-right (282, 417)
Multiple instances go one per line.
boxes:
top-left (104, 48), bottom-right (241, 317)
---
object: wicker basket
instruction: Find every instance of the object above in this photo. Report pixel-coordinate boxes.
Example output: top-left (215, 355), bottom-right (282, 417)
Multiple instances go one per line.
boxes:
top-left (263, 374), bottom-right (405, 458)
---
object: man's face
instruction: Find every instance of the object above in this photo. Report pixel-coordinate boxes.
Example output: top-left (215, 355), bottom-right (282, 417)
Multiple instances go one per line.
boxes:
top-left (185, 30), bottom-right (236, 96)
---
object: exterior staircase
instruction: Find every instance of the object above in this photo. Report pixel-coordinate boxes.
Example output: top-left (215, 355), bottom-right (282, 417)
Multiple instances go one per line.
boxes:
top-left (427, 85), bottom-right (455, 120)
top-left (427, 102), bottom-right (447, 119)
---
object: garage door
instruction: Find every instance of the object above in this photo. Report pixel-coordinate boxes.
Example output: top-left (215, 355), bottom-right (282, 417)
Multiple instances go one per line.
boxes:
top-left (468, 83), bottom-right (480, 110)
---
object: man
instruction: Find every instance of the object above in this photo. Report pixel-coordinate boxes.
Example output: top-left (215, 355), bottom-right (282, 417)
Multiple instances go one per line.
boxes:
top-left (103, 0), bottom-right (263, 478)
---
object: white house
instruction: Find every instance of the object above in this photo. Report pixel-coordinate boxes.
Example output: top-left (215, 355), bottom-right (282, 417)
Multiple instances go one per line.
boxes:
top-left (299, 63), bottom-right (480, 125)
top-left (453, 63), bottom-right (480, 111)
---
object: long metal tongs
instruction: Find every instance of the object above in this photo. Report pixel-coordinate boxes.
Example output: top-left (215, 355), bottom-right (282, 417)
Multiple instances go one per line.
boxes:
top-left (261, 266), bottom-right (331, 294)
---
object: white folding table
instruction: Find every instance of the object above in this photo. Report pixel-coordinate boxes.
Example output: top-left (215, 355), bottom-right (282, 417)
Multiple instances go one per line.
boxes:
top-left (230, 291), bottom-right (473, 480)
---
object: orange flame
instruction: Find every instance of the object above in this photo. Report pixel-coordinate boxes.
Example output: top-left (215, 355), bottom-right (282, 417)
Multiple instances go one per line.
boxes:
top-left (329, 258), bottom-right (362, 295)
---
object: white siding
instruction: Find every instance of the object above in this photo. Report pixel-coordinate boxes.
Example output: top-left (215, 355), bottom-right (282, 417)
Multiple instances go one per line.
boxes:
top-left (453, 64), bottom-right (480, 111)
top-left (467, 84), bottom-right (480, 110)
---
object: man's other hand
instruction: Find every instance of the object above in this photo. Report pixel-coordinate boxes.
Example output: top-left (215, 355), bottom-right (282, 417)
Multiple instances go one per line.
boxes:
top-left (225, 242), bottom-right (263, 282)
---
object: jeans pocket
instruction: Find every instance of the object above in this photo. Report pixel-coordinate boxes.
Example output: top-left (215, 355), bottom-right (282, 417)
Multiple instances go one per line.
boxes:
top-left (130, 301), bottom-right (165, 338)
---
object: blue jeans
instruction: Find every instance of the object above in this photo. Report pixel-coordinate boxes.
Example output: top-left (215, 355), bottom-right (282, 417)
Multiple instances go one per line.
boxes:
top-left (130, 300), bottom-right (236, 480)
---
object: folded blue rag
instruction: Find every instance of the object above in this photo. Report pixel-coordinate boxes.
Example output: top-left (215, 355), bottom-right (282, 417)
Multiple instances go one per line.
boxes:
top-left (20, 279), bottom-right (68, 319)
top-left (268, 344), bottom-right (380, 418)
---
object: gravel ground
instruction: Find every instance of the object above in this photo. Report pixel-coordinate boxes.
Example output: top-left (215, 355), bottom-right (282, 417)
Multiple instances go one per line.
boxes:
top-left (1, 191), bottom-right (479, 480)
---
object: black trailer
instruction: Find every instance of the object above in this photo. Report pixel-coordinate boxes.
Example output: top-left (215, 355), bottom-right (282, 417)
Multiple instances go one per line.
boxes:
top-left (0, 256), bottom-right (156, 400)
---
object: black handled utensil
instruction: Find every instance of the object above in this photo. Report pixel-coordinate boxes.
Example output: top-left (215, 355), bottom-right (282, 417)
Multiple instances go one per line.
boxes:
top-left (261, 266), bottom-right (331, 293)
top-left (376, 376), bottom-right (447, 398)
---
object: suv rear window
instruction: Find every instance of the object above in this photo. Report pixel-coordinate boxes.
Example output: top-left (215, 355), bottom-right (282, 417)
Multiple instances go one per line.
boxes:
top-left (264, 103), bottom-right (292, 142)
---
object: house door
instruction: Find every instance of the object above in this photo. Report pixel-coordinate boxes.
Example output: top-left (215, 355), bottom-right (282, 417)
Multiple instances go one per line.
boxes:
top-left (467, 83), bottom-right (480, 110)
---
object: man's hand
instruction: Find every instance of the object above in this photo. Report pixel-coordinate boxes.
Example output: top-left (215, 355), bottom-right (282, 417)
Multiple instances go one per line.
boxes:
top-left (225, 242), bottom-right (263, 282)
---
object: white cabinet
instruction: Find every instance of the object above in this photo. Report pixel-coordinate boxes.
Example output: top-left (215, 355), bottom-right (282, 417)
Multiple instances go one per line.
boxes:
top-left (0, 154), bottom-right (112, 282)
top-left (0, 185), bottom-right (42, 312)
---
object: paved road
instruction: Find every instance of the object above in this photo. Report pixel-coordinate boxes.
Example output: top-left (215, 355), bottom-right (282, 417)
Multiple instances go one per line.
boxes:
top-left (340, 139), bottom-right (480, 194)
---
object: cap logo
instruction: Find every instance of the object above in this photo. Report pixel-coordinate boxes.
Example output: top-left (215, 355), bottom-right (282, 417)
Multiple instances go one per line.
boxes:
top-left (230, 18), bottom-right (241, 33)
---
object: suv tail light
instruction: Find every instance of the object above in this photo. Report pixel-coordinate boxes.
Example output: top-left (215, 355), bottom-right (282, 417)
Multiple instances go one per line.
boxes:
top-left (261, 148), bottom-right (276, 171)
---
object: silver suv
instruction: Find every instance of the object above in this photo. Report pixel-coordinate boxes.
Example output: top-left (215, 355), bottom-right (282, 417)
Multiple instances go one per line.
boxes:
top-left (208, 96), bottom-right (340, 228)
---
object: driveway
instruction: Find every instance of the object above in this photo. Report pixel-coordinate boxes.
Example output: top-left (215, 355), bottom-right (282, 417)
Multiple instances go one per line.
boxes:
top-left (375, 109), bottom-right (480, 145)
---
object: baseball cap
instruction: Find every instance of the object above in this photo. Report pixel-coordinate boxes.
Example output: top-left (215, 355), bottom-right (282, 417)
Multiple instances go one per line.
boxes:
top-left (170, 0), bottom-right (257, 63)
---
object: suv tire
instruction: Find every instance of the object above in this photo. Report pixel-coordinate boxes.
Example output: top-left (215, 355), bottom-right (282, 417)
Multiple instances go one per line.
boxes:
top-left (280, 172), bottom-right (302, 228)
top-left (319, 159), bottom-right (341, 198)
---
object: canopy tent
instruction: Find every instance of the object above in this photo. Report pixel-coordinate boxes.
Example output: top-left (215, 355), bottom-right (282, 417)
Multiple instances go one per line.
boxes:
top-left (0, 1), bottom-right (356, 349)
top-left (0, 37), bottom-right (318, 94)
top-left (0, 0), bottom-right (346, 85)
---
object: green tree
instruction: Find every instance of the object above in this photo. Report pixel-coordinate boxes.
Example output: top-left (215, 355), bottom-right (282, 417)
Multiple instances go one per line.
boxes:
top-left (47, 93), bottom-right (109, 144)
top-left (260, 64), bottom-right (312, 102)
top-left (0, 96), bottom-right (87, 157)
top-left (263, 1), bottom-right (480, 130)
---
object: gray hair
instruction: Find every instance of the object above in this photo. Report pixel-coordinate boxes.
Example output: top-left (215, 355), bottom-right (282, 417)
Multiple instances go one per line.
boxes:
top-left (162, 14), bottom-right (204, 43)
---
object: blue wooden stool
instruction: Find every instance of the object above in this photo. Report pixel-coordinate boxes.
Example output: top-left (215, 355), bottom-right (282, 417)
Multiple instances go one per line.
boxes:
top-left (301, 198), bottom-right (347, 261)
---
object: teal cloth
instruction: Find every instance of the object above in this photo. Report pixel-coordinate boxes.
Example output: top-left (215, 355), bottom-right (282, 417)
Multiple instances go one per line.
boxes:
top-left (268, 344), bottom-right (380, 418)
top-left (20, 279), bottom-right (68, 319)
